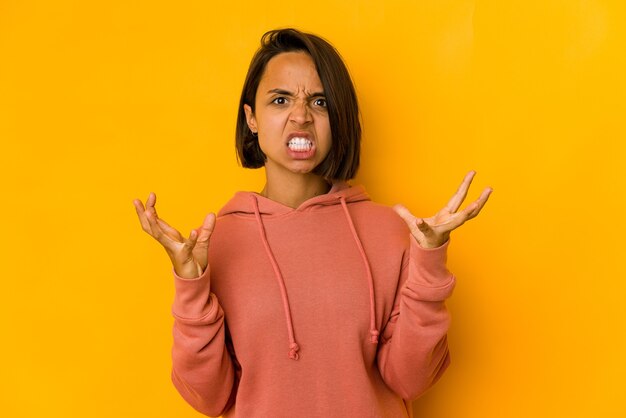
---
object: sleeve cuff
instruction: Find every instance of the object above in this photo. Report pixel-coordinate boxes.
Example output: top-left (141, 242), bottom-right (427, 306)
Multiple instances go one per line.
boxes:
top-left (172, 265), bottom-right (214, 319)
top-left (408, 236), bottom-right (455, 289)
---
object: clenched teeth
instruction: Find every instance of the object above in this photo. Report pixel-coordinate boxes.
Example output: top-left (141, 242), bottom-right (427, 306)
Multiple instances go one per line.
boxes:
top-left (288, 137), bottom-right (313, 151)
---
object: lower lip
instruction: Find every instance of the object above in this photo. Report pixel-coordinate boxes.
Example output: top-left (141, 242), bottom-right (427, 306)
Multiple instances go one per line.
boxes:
top-left (286, 145), bottom-right (316, 160)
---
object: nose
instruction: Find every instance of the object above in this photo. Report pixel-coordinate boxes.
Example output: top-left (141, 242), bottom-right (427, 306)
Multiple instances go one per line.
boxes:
top-left (289, 100), bottom-right (312, 125)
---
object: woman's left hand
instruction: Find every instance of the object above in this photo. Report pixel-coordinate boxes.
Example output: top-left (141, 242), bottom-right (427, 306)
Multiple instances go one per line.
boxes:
top-left (393, 171), bottom-right (493, 249)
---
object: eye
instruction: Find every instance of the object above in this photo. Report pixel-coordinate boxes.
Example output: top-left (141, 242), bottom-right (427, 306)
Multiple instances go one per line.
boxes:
top-left (313, 98), bottom-right (327, 108)
top-left (272, 97), bottom-right (287, 105)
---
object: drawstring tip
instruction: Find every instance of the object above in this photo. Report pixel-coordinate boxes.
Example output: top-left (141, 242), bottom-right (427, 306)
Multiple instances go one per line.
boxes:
top-left (369, 329), bottom-right (380, 344)
top-left (288, 342), bottom-right (300, 360)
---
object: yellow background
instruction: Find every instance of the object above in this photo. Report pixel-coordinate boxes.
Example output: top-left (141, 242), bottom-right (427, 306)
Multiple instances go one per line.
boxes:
top-left (1, 0), bottom-right (624, 417)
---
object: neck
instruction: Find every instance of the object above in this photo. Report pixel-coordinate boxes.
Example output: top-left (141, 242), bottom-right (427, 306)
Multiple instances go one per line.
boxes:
top-left (261, 170), bottom-right (331, 209)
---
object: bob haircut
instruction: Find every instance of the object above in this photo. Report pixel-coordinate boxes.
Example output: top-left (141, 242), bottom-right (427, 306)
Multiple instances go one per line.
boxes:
top-left (235, 28), bottom-right (361, 181)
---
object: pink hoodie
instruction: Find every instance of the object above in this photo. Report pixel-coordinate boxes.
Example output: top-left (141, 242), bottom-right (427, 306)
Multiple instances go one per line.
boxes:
top-left (170, 183), bottom-right (455, 417)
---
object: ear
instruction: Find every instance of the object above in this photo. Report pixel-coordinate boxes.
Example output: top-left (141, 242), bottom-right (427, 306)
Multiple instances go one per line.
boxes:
top-left (243, 104), bottom-right (257, 134)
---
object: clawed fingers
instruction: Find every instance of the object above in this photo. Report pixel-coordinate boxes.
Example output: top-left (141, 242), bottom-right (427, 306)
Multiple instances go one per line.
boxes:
top-left (140, 192), bottom-right (160, 225)
top-left (392, 173), bottom-right (492, 248)
top-left (144, 203), bottom-right (166, 241)
top-left (465, 187), bottom-right (493, 220)
top-left (144, 192), bottom-right (158, 218)
top-left (133, 198), bottom-right (149, 230)
top-left (442, 171), bottom-right (493, 220)
top-left (134, 193), bottom-right (213, 276)
top-left (155, 216), bottom-right (184, 242)
top-left (445, 170), bottom-right (475, 213)
top-left (445, 186), bottom-right (492, 230)
top-left (134, 192), bottom-right (179, 245)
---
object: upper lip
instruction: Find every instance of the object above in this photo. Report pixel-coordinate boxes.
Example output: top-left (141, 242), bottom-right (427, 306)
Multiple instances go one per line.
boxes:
top-left (286, 132), bottom-right (313, 143)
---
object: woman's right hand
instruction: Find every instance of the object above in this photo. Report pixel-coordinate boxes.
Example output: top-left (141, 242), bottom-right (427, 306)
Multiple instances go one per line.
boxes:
top-left (133, 192), bottom-right (216, 279)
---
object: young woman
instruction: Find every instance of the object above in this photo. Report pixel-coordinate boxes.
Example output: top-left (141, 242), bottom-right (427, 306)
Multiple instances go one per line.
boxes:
top-left (133, 28), bottom-right (491, 418)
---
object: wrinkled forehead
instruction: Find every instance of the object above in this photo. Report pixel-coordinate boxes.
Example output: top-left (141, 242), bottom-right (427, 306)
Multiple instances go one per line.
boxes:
top-left (258, 51), bottom-right (324, 94)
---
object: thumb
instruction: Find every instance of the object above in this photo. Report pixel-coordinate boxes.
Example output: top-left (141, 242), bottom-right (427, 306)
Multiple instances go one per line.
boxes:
top-left (414, 217), bottom-right (434, 236)
top-left (393, 204), bottom-right (416, 226)
top-left (195, 213), bottom-right (216, 246)
top-left (172, 229), bottom-right (202, 278)
top-left (393, 204), bottom-right (425, 241)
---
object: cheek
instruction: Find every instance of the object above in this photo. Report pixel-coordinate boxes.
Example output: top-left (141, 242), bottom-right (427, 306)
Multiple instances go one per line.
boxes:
top-left (319, 118), bottom-right (332, 148)
top-left (256, 135), bottom-right (271, 153)
top-left (256, 111), bottom-right (286, 133)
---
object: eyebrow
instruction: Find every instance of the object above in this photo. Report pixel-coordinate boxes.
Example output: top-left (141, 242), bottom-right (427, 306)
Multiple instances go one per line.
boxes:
top-left (267, 88), bottom-right (325, 97)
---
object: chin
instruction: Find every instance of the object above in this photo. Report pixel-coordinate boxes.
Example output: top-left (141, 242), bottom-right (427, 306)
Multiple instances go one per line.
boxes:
top-left (289, 167), bottom-right (317, 175)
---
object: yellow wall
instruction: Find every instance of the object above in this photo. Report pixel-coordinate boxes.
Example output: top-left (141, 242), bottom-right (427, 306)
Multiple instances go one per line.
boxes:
top-left (1, 1), bottom-right (624, 417)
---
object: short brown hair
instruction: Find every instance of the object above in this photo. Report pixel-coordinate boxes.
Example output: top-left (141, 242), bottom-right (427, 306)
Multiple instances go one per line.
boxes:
top-left (235, 28), bottom-right (361, 181)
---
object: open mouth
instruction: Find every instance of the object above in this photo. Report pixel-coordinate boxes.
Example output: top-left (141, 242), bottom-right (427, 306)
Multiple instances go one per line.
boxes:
top-left (287, 137), bottom-right (313, 152)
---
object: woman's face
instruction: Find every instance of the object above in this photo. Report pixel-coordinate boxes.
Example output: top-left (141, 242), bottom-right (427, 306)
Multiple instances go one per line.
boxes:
top-left (244, 51), bottom-right (332, 178)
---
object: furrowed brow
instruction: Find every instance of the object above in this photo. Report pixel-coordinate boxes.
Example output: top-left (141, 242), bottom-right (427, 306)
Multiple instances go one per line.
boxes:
top-left (267, 88), bottom-right (325, 97)
top-left (267, 88), bottom-right (293, 96)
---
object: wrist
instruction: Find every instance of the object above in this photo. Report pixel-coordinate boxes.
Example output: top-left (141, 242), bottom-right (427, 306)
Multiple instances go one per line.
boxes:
top-left (416, 234), bottom-right (449, 249)
top-left (173, 260), bottom-right (203, 279)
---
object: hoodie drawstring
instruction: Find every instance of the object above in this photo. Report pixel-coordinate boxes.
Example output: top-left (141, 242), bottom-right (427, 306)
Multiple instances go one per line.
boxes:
top-left (338, 196), bottom-right (379, 344)
top-left (250, 192), bottom-right (379, 361)
top-left (251, 196), bottom-right (300, 360)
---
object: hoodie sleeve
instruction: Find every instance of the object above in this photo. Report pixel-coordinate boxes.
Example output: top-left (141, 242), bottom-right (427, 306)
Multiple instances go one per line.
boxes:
top-left (170, 265), bottom-right (237, 417)
top-left (376, 236), bottom-right (455, 401)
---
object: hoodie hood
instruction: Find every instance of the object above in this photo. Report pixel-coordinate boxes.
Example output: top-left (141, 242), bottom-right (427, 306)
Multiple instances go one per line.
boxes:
top-left (218, 182), bottom-right (370, 217)
top-left (218, 182), bottom-right (378, 360)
